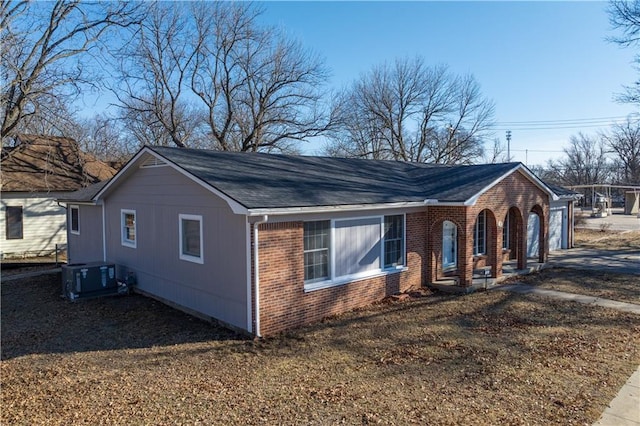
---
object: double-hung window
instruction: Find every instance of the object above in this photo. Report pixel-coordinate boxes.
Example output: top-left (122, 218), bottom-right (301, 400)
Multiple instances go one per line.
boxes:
top-left (304, 215), bottom-right (406, 290)
top-left (179, 214), bottom-right (203, 264)
top-left (5, 206), bottom-right (23, 240)
top-left (121, 209), bottom-right (136, 248)
top-left (304, 221), bottom-right (330, 282)
top-left (473, 210), bottom-right (486, 256)
top-left (70, 206), bottom-right (80, 235)
top-left (384, 215), bottom-right (404, 268)
top-left (502, 213), bottom-right (510, 250)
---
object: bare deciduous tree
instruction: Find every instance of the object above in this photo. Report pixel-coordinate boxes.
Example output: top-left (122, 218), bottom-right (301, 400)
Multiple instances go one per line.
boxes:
top-left (116, 1), bottom-right (332, 151)
top-left (0, 0), bottom-right (141, 139)
top-left (325, 57), bottom-right (495, 164)
top-left (608, 0), bottom-right (640, 104)
top-left (602, 118), bottom-right (640, 184)
top-left (114, 2), bottom-right (203, 148)
top-left (545, 133), bottom-right (611, 185)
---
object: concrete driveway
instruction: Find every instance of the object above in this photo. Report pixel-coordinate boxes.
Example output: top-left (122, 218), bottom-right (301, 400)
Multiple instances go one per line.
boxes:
top-left (577, 209), bottom-right (640, 232)
top-left (548, 247), bottom-right (640, 275)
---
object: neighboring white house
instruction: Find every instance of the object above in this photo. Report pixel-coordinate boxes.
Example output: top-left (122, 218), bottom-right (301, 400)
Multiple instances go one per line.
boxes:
top-left (1, 134), bottom-right (116, 258)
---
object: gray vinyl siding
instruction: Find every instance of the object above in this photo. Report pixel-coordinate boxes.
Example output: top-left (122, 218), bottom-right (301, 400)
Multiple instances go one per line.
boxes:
top-left (334, 217), bottom-right (381, 277)
top-left (103, 165), bottom-right (248, 331)
top-left (67, 204), bottom-right (104, 264)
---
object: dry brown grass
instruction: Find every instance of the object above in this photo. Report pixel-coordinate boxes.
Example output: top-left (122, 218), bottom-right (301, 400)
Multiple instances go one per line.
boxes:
top-left (517, 268), bottom-right (640, 305)
top-left (2, 272), bottom-right (639, 425)
top-left (574, 228), bottom-right (640, 250)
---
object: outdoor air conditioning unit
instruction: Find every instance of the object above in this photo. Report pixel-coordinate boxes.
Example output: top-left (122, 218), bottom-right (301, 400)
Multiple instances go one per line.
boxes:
top-left (62, 262), bottom-right (118, 300)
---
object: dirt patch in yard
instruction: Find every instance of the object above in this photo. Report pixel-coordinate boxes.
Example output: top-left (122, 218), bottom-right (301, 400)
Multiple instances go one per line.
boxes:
top-left (574, 228), bottom-right (640, 250)
top-left (2, 273), bottom-right (639, 425)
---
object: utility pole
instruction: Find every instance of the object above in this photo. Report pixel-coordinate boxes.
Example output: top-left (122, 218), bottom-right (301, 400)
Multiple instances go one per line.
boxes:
top-left (506, 130), bottom-right (512, 161)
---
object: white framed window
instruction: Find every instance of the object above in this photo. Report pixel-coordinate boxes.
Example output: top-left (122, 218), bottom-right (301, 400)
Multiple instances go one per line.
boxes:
top-left (304, 220), bottom-right (330, 282)
top-left (121, 209), bottom-right (137, 248)
top-left (70, 205), bottom-right (80, 235)
top-left (303, 215), bottom-right (406, 291)
top-left (502, 213), bottom-right (510, 250)
top-left (384, 215), bottom-right (404, 268)
top-left (179, 214), bottom-right (203, 264)
top-left (473, 210), bottom-right (486, 256)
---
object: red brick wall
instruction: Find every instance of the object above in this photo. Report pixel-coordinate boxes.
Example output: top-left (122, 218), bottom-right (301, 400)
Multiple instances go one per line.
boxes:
top-left (426, 170), bottom-right (549, 285)
top-left (253, 170), bottom-right (550, 335)
top-left (256, 212), bottom-right (426, 336)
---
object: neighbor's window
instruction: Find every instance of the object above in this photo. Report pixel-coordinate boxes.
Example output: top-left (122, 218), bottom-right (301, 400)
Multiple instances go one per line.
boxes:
top-left (473, 210), bottom-right (486, 256)
top-left (5, 206), bottom-right (23, 240)
top-left (121, 209), bottom-right (136, 248)
top-left (70, 206), bottom-right (80, 235)
top-left (179, 214), bottom-right (203, 264)
top-left (303, 220), bottom-right (330, 282)
top-left (384, 215), bottom-right (404, 268)
top-left (502, 213), bottom-right (510, 250)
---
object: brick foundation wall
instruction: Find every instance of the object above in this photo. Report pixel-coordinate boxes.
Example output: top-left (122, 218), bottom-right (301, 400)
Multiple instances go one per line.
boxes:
top-left (256, 213), bottom-right (426, 336)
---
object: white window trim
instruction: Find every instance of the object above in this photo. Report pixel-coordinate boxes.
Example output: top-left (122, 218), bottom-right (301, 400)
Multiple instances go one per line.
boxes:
top-left (502, 213), bottom-right (510, 250)
top-left (304, 214), bottom-right (407, 292)
top-left (179, 214), bottom-right (204, 264)
top-left (473, 210), bottom-right (486, 256)
top-left (442, 220), bottom-right (457, 270)
top-left (70, 205), bottom-right (80, 235)
top-left (382, 214), bottom-right (405, 270)
top-left (121, 209), bottom-right (137, 248)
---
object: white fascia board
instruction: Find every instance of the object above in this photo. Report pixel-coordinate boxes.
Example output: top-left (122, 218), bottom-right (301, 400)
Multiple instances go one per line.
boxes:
top-left (464, 164), bottom-right (556, 206)
top-left (246, 201), bottom-right (445, 217)
top-left (93, 147), bottom-right (249, 215)
top-left (59, 200), bottom-right (100, 206)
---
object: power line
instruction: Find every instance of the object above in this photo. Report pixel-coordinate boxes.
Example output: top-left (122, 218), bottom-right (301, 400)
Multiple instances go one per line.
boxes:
top-left (492, 114), bottom-right (639, 131)
top-left (496, 115), bottom-right (634, 125)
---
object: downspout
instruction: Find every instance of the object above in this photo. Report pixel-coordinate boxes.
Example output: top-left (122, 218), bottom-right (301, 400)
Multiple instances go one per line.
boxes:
top-left (102, 200), bottom-right (107, 262)
top-left (253, 215), bottom-right (268, 337)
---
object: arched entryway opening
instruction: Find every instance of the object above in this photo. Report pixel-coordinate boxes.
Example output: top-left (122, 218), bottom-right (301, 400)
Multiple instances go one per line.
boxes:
top-left (527, 205), bottom-right (545, 263)
top-left (472, 209), bottom-right (498, 277)
top-left (428, 217), bottom-right (465, 284)
top-left (502, 206), bottom-right (525, 271)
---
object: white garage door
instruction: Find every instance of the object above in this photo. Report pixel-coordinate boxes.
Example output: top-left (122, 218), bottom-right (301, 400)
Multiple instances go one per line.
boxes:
top-left (527, 212), bottom-right (540, 258)
top-left (549, 207), bottom-right (567, 251)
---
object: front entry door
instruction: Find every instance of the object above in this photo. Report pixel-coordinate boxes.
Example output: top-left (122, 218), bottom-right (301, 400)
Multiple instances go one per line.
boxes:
top-left (443, 221), bottom-right (457, 270)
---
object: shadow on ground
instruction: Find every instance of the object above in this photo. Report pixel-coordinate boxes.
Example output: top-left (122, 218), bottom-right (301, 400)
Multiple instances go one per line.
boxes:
top-left (1, 273), bottom-right (246, 360)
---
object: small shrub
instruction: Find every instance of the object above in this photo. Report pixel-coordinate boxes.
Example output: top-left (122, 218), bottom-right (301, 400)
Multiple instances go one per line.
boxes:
top-left (599, 223), bottom-right (611, 232)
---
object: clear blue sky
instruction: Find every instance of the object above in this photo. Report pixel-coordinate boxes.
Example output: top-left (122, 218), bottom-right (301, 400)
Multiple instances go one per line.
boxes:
top-left (258, 1), bottom-right (638, 166)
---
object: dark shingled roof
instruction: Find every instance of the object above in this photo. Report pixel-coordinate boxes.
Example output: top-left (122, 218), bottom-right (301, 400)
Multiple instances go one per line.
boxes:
top-left (145, 146), bottom-right (524, 209)
top-left (544, 182), bottom-right (582, 199)
top-left (56, 179), bottom-right (111, 203)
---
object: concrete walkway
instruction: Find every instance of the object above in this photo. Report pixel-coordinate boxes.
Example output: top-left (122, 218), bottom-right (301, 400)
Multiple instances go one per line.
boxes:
top-left (548, 247), bottom-right (640, 276)
top-left (494, 284), bottom-right (640, 425)
top-left (594, 367), bottom-right (640, 426)
top-left (496, 284), bottom-right (640, 314)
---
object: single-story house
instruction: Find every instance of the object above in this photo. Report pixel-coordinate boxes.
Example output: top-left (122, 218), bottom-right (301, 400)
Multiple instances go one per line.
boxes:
top-left (1, 135), bottom-right (117, 258)
top-left (61, 145), bottom-right (573, 336)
